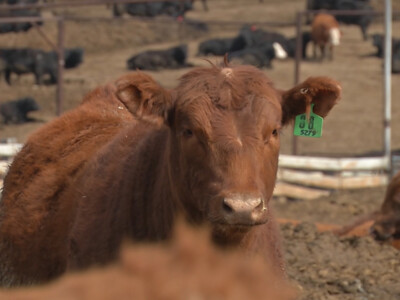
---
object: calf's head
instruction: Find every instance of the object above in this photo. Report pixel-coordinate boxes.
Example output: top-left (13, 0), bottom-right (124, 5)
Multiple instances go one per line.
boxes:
top-left (168, 64), bottom-right (340, 238)
top-left (119, 65), bottom-right (341, 241)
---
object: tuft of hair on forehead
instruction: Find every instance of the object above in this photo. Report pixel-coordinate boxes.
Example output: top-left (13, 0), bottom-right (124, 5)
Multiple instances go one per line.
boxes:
top-left (176, 64), bottom-right (275, 110)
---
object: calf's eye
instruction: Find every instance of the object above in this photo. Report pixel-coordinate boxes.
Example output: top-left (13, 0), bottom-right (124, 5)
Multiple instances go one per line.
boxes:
top-left (182, 128), bottom-right (193, 138)
top-left (264, 129), bottom-right (279, 144)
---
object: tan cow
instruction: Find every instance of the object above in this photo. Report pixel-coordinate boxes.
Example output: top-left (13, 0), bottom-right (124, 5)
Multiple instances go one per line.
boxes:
top-left (311, 13), bottom-right (341, 61)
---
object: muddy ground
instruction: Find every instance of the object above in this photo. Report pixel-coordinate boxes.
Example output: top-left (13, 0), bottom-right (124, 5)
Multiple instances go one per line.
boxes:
top-left (0, 0), bottom-right (399, 299)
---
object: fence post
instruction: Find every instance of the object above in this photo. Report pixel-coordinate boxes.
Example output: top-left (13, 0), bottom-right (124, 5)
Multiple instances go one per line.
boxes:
top-left (292, 11), bottom-right (303, 155)
top-left (56, 18), bottom-right (65, 116)
top-left (383, 0), bottom-right (392, 175)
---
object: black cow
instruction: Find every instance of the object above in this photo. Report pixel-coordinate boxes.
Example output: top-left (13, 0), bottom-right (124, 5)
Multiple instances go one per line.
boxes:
top-left (371, 34), bottom-right (400, 74)
top-left (0, 97), bottom-right (39, 124)
top-left (229, 26), bottom-right (290, 60)
top-left (393, 43), bottom-right (400, 74)
top-left (371, 33), bottom-right (385, 58)
top-left (285, 31), bottom-right (312, 59)
top-left (181, 18), bottom-right (209, 33)
top-left (228, 44), bottom-right (276, 68)
top-left (0, 24), bottom-right (14, 34)
top-left (0, 0), bottom-right (42, 34)
top-left (0, 47), bottom-right (84, 85)
top-left (198, 29), bottom-right (311, 61)
top-left (0, 10), bottom-right (42, 34)
top-left (197, 38), bottom-right (235, 56)
top-left (0, 0), bottom-right (38, 3)
top-left (127, 44), bottom-right (190, 71)
top-left (63, 48), bottom-right (85, 69)
top-left (230, 26), bottom-right (286, 51)
top-left (306, 0), bottom-right (373, 40)
top-left (0, 48), bottom-right (57, 85)
top-left (48, 47), bottom-right (85, 69)
top-left (113, 1), bottom-right (193, 18)
top-left (371, 34), bottom-right (400, 58)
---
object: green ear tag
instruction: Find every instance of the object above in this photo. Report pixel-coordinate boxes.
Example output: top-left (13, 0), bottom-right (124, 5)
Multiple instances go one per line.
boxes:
top-left (293, 104), bottom-right (323, 138)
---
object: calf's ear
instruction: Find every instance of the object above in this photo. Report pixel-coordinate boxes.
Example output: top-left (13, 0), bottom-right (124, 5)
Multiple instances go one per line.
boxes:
top-left (280, 77), bottom-right (341, 126)
top-left (115, 72), bottom-right (173, 120)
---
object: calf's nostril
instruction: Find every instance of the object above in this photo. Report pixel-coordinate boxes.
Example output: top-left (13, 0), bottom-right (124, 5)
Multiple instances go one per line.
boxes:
top-left (222, 201), bottom-right (234, 213)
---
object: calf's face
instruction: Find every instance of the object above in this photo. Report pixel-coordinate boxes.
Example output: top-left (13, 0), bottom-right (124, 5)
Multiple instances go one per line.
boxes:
top-left (166, 65), bottom-right (341, 235)
top-left (118, 65), bottom-right (341, 239)
top-left (169, 67), bottom-right (282, 229)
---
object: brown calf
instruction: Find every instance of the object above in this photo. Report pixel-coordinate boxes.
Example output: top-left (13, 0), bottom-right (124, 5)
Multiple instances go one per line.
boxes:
top-left (311, 13), bottom-right (341, 61)
top-left (0, 62), bottom-right (341, 286)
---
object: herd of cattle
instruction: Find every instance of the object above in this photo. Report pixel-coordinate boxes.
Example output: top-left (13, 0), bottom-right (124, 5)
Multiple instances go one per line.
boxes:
top-left (306, 0), bottom-right (373, 40)
top-left (0, 47), bottom-right (83, 125)
top-left (2, 4), bottom-right (400, 125)
top-left (0, 0), bottom-right (398, 75)
top-left (127, 26), bottom-right (308, 71)
top-left (111, 0), bottom-right (196, 18)
top-left (0, 0), bottom-right (204, 26)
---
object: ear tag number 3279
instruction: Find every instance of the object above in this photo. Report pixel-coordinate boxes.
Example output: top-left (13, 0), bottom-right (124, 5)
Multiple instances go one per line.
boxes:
top-left (293, 104), bottom-right (323, 138)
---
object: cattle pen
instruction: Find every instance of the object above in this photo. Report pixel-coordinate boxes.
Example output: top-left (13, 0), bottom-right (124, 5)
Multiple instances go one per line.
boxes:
top-left (0, 0), bottom-right (399, 199)
top-left (1, 1), bottom-right (400, 299)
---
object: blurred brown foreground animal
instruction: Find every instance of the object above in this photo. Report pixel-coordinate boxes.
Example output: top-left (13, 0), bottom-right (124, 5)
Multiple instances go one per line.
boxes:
top-left (0, 60), bottom-right (342, 286)
top-left (0, 222), bottom-right (298, 300)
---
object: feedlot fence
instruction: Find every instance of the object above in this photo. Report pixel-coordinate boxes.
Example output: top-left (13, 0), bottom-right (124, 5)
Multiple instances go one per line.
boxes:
top-left (0, 0), bottom-right (296, 116)
top-left (0, 2), bottom-right (398, 117)
top-left (274, 155), bottom-right (390, 200)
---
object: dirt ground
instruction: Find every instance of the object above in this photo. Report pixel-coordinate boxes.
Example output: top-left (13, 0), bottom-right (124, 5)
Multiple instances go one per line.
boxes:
top-left (0, 0), bottom-right (399, 299)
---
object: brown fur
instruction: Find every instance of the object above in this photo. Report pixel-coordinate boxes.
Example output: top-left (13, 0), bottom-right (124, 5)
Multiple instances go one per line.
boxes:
top-left (0, 64), bottom-right (341, 286)
top-left (0, 72), bottom-right (171, 286)
top-left (311, 13), bottom-right (341, 61)
top-left (0, 223), bottom-right (298, 300)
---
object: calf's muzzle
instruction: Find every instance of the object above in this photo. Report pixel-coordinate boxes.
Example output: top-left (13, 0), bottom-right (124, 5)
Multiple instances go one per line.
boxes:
top-left (222, 194), bottom-right (267, 225)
